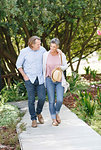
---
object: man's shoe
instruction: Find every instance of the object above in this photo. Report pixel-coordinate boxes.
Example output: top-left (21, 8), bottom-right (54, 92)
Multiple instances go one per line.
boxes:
top-left (37, 114), bottom-right (44, 124)
top-left (32, 120), bottom-right (37, 128)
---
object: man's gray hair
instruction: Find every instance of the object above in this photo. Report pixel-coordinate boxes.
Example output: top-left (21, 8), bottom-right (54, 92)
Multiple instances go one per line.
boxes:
top-left (28, 36), bottom-right (40, 48)
top-left (50, 38), bottom-right (60, 45)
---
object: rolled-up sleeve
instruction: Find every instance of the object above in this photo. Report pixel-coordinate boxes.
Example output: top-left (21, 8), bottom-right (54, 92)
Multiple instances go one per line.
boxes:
top-left (16, 50), bottom-right (25, 69)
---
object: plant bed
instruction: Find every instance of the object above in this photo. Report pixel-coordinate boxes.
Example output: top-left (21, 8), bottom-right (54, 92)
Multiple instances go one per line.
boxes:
top-left (0, 104), bottom-right (22, 150)
top-left (63, 92), bottom-right (78, 109)
top-left (87, 84), bottom-right (101, 98)
top-left (0, 126), bottom-right (20, 150)
top-left (81, 74), bottom-right (101, 81)
top-left (63, 81), bottom-right (101, 135)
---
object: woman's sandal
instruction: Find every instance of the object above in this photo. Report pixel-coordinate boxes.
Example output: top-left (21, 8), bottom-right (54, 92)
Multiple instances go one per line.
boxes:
top-left (52, 121), bottom-right (58, 126)
top-left (56, 115), bottom-right (61, 124)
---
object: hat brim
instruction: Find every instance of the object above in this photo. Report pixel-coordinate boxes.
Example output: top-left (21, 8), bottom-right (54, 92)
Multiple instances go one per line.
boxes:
top-left (51, 68), bottom-right (62, 82)
top-left (51, 68), bottom-right (56, 82)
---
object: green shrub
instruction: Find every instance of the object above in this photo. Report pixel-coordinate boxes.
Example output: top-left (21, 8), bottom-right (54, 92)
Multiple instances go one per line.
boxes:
top-left (0, 104), bottom-right (20, 127)
top-left (75, 90), bottom-right (96, 117)
top-left (97, 87), bottom-right (101, 107)
top-left (67, 71), bottom-right (79, 90)
top-left (84, 66), bottom-right (91, 75)
top-left (90, 70), bottom-right (97, 80)
top-left (67, 72), bottom-right (89, 94)
top-left (84, 66), bottom-right (97, 80)
top-left (0, 80), bottom-right (27, 102)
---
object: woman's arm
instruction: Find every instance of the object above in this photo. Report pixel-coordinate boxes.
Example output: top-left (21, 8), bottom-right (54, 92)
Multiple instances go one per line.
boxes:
top-left (60, 53), bottom-right (68, 71)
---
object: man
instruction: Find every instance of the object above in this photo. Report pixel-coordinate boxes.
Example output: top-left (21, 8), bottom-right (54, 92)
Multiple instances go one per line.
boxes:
top-left (16, 36), bottom-right (46, 128)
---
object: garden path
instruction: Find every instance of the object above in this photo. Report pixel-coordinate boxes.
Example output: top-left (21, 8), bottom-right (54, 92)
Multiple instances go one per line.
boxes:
top-left (11, 101), bottom-right (101, 150)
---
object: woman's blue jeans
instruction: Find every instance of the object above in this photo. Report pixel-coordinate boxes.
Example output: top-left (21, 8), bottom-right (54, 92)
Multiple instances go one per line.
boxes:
top-left (25, 77), bottom-right (46, 121)
top-left (46, 77), bottom-right (64, 119)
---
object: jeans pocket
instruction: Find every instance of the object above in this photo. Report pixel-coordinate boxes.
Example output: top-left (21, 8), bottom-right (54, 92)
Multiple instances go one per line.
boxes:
top-left (24, 80), bottom-right (30, 84)
top-left (25, 79), bottom-right (30, 82)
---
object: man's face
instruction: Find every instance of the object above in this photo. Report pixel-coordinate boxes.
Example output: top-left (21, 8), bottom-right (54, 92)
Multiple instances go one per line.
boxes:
top-left (32, 39), bottom-right (41, 50)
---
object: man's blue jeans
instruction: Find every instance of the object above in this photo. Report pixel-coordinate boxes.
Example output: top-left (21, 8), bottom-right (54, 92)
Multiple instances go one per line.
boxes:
top-left (25, 77), bottom-right (46, 120)
top-left (46, 77), bottom-right (64, 119)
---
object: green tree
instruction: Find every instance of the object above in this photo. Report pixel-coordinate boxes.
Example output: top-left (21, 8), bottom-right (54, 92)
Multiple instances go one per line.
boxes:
top-left (0, 0), bottom-right (101, 78)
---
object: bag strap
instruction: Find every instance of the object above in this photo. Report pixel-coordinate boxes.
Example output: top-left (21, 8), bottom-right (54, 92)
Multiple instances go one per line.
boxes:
top-left (59, 52), bottom-right (67, 79)
top-left (59, 52), bottom-right (62, 65)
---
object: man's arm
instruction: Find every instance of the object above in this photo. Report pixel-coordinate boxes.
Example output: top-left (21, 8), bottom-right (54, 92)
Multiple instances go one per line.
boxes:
top-left (18, 68), bottom-right (29, 81)
top-left (16, 49), bottom-right (29, 81)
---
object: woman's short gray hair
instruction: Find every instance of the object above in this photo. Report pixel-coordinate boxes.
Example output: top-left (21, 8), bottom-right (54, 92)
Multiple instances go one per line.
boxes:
top-left (50, 38), bottom-right (60, 45)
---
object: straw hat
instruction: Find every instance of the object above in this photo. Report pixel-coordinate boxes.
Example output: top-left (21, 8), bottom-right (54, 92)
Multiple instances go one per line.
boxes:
top-left (51, 68), bottom-right (62, 82)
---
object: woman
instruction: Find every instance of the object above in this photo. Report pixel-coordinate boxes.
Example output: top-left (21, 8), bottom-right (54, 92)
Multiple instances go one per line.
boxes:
top-left (43, 38), bottom-right (68, 126)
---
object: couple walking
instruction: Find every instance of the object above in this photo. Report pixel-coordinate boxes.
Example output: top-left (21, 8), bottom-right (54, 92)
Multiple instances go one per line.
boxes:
top-left (16, 36), bottom-right (68, 127)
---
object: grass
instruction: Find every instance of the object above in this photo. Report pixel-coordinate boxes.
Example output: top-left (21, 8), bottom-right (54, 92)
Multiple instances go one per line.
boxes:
top-left (18, 122), bottom-right (26, 133)
top-left (91, 107), bottom-right (101, 135)
top-left (71, 104), bottom-right (101, 135)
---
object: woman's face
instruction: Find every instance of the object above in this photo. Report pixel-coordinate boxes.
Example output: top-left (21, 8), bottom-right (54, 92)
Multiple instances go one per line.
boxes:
top-left (50, 43), bottom-right (59, 52)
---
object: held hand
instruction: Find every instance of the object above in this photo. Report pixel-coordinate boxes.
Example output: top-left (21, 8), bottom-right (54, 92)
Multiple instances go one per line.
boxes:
top-left (57, 49), bottom-right (62, 55)
top-left (55, 66), bottom-right (62, 71)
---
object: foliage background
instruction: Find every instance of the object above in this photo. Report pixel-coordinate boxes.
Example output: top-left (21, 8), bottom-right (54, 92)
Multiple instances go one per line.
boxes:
top-left (0, 0), bottom-right (101, 77)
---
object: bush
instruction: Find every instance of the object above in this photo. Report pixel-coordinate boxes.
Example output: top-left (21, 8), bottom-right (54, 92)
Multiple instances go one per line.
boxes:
top-left (75, 90), bottom-right (96, 118)
top-left (96, 87), bottom-right (101, 108)
top-left (84, 66), bottom-right (91, 75)
top-left (67, 71), bottom-right (79, 90)
top-left (0, 80), bottom-right (27, 102)
top-left (0, 104), bottom-right (20, 127)
top-left (66, 73), bottom-right (89, 94)
top-left (90, 70), bottom-right (97, 80)
top-left (84, 66), bottom-right (97, 80)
